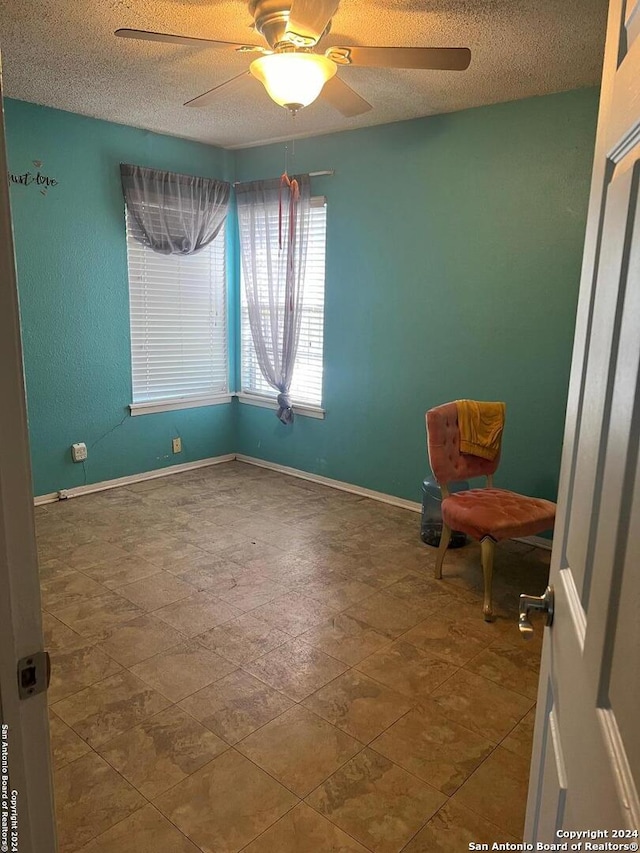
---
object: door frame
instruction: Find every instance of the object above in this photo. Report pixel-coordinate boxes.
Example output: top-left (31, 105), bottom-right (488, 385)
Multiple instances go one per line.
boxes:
top-left (0, 52), bottom-right (58, 852)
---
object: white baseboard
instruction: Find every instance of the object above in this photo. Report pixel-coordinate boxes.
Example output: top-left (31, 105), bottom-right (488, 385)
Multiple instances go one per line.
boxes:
top-left (513, 535), bottom-right (553, 551)
top-left (33, 452), bottom-right (554, 552)
top-left (238, 456), bottom-right (554, 549)
top-left (33, 454), bottom-right (236, 506)
top-left (236, 454), bottom-right (423, 513)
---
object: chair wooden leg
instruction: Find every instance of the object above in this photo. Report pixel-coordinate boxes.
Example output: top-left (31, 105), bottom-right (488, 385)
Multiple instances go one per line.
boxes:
top-left (480, 537), bottom-right (495, 621)
top-left (435, 524), bottom-right (451, 579)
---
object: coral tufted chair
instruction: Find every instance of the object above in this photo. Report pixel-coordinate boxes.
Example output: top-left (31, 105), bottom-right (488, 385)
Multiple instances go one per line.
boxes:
top-left (426, 401), bottom-right (556, 621)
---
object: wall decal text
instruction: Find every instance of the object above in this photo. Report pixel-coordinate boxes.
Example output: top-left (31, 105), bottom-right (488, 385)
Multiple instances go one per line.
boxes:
top-left (8, 160), bottom-right (58, 196)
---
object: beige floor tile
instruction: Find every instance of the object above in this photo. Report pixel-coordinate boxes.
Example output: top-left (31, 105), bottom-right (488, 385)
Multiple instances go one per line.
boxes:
top-left (52, 592), bottom-right (144, 639)
top-left (97, 706), bottom-right (227, 798)
top-left (356, 641), bottom-right (457, 703)
top-left (52, 670), bottom-right (170, 747)
top-left (303, 670), bottom-right (413, 743)
top-left (82, 555), bottom-right (162, 589)
top-left (430, 669), bottom-right (534, 744)
top-left (244, 638), bottom-right (348, 701)
top-left (59, 541), bottom-right (131, 571)
top-left (297, 575), bottom-right (378, 610)
top-left (300, 613), bottom-right (391, 666)
top-left (401, 603), bottom-right (498, 666)
top-left (94, 615), bottom-right (184, 667)
top-left (125, 536), bottom-right (209, 569)
top-left (217, 539), bottom-right (285, 569)
top-left (115, 571), bottom-right (195, 610)
top-left (346, 560), bottom-right (421, 591)
top-left (344, 593), bottom-right (427, 639)
top-left (154, 591), bottom-right (241, 637)
top-left (238, 705), bottom-right (362, 797)
top-left (77, 804), bottom-right (201, 852)
top-left (165, 548), bottom-right (237, 579)
top-left (153, 748), bottom-right (298, 853)
top-left (465, 642), bottom-right (540, 699)
top-left (173, 561), bottom-right (249, 591)
top-left (41, 571), bottom-right (107, 611)
top-left (130, 640), bottom-right (236, 702)
top-left (250, 592), bottom-right (338, 637)
top-left (384, 574), bottom-right (457, 610)
top-left (43, 612), bottom-right (86, 653)
top-left (48, 710), bottom-right (91, 769)
top-left (502, 706), bottom-right (536, 758)
top-left (243, 802), bottom-right (370, 852)
top-left (454, 746), bottom-right (531, 837)
top-left (199, 613), bottom-right (290, 665)
top-left (49, 641), bottom-right (122, 703)
top-left (251, 552), bottom-right (321, 584)
top-left (38, 466), bottom-right (545, 853)
top-left (54, 751), bottom-right (145, 852)
top-left (371, 701), bottom-right (494, 795)
top-left (217, 576), bottom-right (291, 611)
top-left (180, 669), bottom-right (293, 744)
top-left (306, 748), bottom-right (445, 853)
top-left (402, 799), bottom-right (519, 852)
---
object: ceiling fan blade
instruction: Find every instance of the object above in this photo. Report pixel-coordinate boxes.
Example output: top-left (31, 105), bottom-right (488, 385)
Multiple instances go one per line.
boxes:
top-left (320, 75), bottom-right (372, 117)
top-left (285, 0), bottom-right (340, 45)
top-left (115, 28), bottom-right (266, 53)
top-left (184, 71), bottom-right (255, 108)
top-left (326, 46), bottom-right (471, 70)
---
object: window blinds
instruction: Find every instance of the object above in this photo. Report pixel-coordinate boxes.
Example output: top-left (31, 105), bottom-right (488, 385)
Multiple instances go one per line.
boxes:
top-left (241, 197), bottom-right (327, 407)
top-left (126, 209), bottom-right (228, 404)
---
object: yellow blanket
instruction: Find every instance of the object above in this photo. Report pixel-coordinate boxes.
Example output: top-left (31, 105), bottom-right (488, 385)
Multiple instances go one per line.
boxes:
top-left (456, 400), bottom-right (506, 461)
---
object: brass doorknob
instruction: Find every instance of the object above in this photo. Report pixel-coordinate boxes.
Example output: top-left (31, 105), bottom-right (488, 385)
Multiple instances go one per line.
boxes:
top-left (519, 585), bottom-right (554, 639)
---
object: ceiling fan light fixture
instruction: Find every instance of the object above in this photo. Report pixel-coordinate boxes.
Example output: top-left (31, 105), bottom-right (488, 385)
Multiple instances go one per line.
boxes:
top-left (249, 52), bottom-right (336, 111)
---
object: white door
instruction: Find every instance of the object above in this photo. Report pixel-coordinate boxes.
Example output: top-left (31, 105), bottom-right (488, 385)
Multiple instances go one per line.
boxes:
top-left (525, 0), bottom-right (640, 838)
top-left (0, 54), bottom-right (58, 851)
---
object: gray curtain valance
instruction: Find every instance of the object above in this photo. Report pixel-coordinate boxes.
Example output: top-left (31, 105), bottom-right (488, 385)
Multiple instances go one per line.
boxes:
top-left (120, 163), bottom-right (230, 256)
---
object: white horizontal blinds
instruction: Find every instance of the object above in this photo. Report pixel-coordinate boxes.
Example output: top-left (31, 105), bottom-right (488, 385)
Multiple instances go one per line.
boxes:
top-left (241, 197), bottom-right (326, 407)
top-left (126, 208), bottom-right (227, 404)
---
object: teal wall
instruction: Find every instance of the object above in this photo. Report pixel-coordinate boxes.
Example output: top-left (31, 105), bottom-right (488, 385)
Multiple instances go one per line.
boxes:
top-left (4, 100), bottom-right (236, 496)
top-left (234, 88), bottom-right (599, 504)
top-left (5, 88), bottom-right (599, 503)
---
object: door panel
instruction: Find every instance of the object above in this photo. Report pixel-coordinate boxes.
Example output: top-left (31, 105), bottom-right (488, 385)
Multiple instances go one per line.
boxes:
top-left (525, 0), bottom-right (640, 836)
top-left (565, 159), bottom-right (636, 607)
top-left (627, 0), bottom-right (640, 46)
top-left (0, 57), bottom-right (58, 851)
top-left (533, 680), bottom-right (567, 843)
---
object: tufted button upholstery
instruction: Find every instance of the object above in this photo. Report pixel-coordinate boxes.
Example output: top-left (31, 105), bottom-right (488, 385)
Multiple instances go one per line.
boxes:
top-left (442, 488), bottom-right (556, 541)
top-left (426, 402), bottom-right (499, 484)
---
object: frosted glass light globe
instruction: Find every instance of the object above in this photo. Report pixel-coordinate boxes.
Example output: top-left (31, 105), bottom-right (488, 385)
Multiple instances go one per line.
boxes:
top-left (250, 52), bottom-right (337, 111)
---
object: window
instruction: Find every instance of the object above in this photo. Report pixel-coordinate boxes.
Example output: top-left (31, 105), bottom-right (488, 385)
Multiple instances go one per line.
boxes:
top-left (126, 210), bottom-right (228, 413)
top-left (241, 197), bottom-right (327, 409)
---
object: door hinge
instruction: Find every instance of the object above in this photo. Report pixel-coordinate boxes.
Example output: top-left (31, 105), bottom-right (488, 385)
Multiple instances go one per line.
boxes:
top-left (17, 651), bottom-right (50, 699)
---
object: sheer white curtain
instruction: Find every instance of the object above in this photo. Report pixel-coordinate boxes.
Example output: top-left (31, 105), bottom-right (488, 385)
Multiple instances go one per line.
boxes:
top-left (236, 175), bottom-right (311, 424)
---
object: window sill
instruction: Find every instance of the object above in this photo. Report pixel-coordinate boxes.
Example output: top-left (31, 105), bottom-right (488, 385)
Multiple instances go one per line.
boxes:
top-left (235, 392), bottom-right (325, 420)
top-left (129, 394), bottom-right (232, 416)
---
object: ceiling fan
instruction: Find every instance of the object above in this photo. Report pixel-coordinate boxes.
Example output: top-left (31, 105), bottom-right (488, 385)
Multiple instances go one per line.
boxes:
top-left (115, 0), bottom-right (471, 117)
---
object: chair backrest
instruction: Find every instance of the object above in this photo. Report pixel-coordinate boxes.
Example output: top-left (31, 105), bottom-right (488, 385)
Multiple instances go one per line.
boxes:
top-left (426, 401), bottom-right (501, 486)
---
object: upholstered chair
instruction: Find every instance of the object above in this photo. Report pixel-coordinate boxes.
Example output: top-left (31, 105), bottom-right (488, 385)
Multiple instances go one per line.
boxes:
top-left (426, 401), bottom-right (556, 621)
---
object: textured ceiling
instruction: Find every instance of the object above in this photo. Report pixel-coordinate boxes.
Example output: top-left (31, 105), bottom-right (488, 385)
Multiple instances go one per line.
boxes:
top-left (0, 0), bottom-right (607, 149)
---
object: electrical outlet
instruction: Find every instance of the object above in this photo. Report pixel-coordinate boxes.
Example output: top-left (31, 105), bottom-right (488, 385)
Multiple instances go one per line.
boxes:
top-left (71, 442), bottom-right (87, 462)
top-left (172, 437), bottom-right (182, 454)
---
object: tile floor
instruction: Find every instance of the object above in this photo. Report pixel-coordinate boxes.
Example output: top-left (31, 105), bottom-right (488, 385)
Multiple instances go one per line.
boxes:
top-left (36, 461), bottom-right (550, 853)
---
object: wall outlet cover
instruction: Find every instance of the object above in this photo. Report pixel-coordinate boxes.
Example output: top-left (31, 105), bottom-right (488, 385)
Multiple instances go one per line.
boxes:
top-left (71, 442), bottom-right (87, 462)
top-left (172, 437), bottom-right (182, 454)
